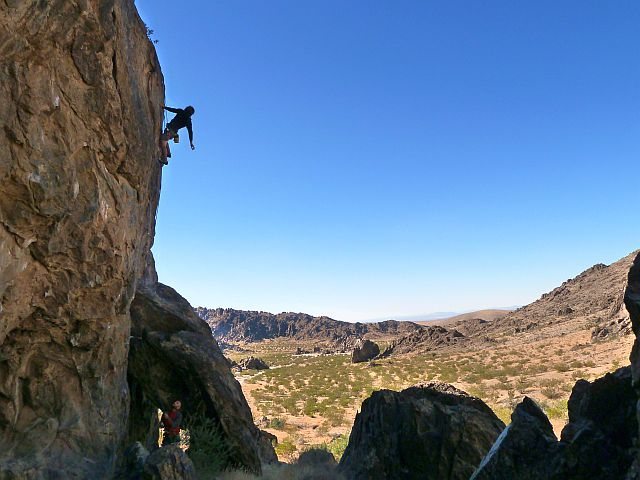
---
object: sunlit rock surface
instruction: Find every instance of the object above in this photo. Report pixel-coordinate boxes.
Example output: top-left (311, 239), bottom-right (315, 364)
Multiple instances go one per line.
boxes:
top-left (0, 1), bottom-right (267, 477)
top-left (0, 0), bottom-right (163, 476)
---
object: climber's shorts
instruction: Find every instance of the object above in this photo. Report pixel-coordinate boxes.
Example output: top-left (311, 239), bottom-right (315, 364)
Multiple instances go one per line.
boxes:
top-left (162, 128), bottom-right (177, 141)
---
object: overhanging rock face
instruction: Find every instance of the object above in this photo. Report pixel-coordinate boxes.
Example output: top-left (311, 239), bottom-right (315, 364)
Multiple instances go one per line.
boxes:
top-left (627, 253), bottom-right (640, 384)
top-left (128, 268), bottom-right (265, 473)
top-left (0, 0), bottom-right (163, 476)
top-left (625, 251), bottom-right (640, 476)
top-left (0, 1), bottom-right (268, 477)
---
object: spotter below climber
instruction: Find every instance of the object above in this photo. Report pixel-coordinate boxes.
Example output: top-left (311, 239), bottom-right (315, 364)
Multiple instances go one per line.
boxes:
top-left (160, 399), bottom-right (183, 445)
top-left (159, 105), bottom-right (195, 165)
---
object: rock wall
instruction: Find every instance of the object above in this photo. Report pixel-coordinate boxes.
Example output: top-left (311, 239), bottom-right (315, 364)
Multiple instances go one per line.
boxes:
top-left (626, 252), bottom-right (640, 476)
top-left (626, 253), bottom-right (640, 382)
top-left (338, 382), bottom-right (505, 480)
top-left (470, 397), bottom-right (560, 480)
top-left (0, 0), bottom-right (161, 477)
top-left (472, 369), bottom-right (637, 479)
top-left (0, 3), bottom-right (270, 477)
top-left (128, 266), bottom-right (265, 473)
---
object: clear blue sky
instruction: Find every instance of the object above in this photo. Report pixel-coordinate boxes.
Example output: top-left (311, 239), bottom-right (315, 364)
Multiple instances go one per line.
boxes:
top-left (136, 1), bottom-right (639, 322)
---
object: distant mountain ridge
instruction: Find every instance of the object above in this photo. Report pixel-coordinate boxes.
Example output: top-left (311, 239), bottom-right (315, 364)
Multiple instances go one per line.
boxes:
top-left (366, 312), bottom-right (458, 323)
top-left (195, 307), bottom-right (423, 344)
top-left (423, 309), bottom-right (513, 326)
top-left (377, 251), bottom-right (638, 355)
top-left (196, 250), bottom-right (637, 350)
top-left (481, 250), bottom-right (638, 336)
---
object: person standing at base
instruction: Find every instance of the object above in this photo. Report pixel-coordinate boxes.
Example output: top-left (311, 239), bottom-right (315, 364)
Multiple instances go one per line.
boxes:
top-left (161, 400), bottom-right (183, 446)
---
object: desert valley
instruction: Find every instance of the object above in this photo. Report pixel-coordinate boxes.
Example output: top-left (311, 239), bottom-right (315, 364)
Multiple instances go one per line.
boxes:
top-left (198, 251), bottom-right (637, 463)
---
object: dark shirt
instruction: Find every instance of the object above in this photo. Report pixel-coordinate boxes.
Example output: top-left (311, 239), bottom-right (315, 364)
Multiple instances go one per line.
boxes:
top-left (164, 106), bottom-right (193, 143)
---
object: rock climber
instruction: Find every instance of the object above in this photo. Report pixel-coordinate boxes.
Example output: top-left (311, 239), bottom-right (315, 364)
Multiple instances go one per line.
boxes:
top-left (161, 399), bottom-right (183, 445)
top-left (159, 105), bottom-right (195, 164)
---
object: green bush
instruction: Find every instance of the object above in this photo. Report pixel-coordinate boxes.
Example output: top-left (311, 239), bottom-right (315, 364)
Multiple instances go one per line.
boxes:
top-left (269, 417), bottom-right (286, 429)
top-left (552, 362), bottom-right (571, 373)
top-left (492, 406), bottom-right (512, 425)
top-left (545, 400), bottom-right (568, 420)
top-left (184, 412), bottom-right (232, 477)
top-left (326, 433), bottom-right (350, 461)
top-left (540, 378), bottom-right (563, 399)
top-left (275, 437), bottom-right (297, 458)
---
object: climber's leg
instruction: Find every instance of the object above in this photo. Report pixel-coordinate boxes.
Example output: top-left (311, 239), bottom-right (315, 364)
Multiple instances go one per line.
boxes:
top-left (162, 128), bottom-right (175, 158)
top-left (158, 128), bottom-right (176, 165)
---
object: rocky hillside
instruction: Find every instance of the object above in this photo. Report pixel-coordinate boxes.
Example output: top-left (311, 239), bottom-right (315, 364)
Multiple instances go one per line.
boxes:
top-left (336, 251), bottom-right (640, 479)
top-left (366, 251), bottom-right (636, 357)
top-left (199, 251), bottom-right (636, 354)
top-left (196, 307), bottom-right (423, 344)
top-left (423, 309), bottom-right (512, 326)
top-left (480, 250), bottom-right (638, 337)
top-left (379, 326), bottom-right (468, 357)
top-left (0, 2), bottom-right (266, 477)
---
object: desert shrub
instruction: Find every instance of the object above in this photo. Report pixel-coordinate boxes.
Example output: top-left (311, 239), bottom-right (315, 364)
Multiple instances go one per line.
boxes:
top-left (499, 365), bottom-right (520, 377)
top-left (303, 398), bottom-right (320, 416)
top-left (326, 433), bottom-right (350, 461)
top-left (275, 437), bottom-right (297, 458)
top-left (544, 399), bottom-right (568, 420)
top-left (492, 406), bottom-right (512, 425)
top-left (464, 373), bottom-right (482, 384)
top-left (184, 411), bottom-right (232, 477)
top-left (467, 383), bottom-right (489, 400)
top-left (571, 369), bottom-right (586, 381)
top-left (515, 375), bottom-right (532, 391)
top-left (552, 362), bottom-right (571, 373)
top-left (269, 417), bottom-right (286, 429)
top-left (325, 407), bottom-right (345, 427)
top-left (439, 369), bottom-right (458, 383)
top-left (540, 378), bottom-right (563, 399)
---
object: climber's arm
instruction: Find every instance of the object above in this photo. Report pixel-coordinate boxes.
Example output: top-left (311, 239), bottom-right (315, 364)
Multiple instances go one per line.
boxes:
top-left (187, 122), bottom-right (194, 150)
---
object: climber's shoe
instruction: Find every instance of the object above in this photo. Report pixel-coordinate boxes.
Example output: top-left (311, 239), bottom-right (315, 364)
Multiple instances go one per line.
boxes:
top-left (159, 157), bottom-right (168, 165)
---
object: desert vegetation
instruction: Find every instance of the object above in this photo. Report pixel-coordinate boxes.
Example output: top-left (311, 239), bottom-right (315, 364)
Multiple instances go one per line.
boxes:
top-left (229, 329), bottom-right (633, 462)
